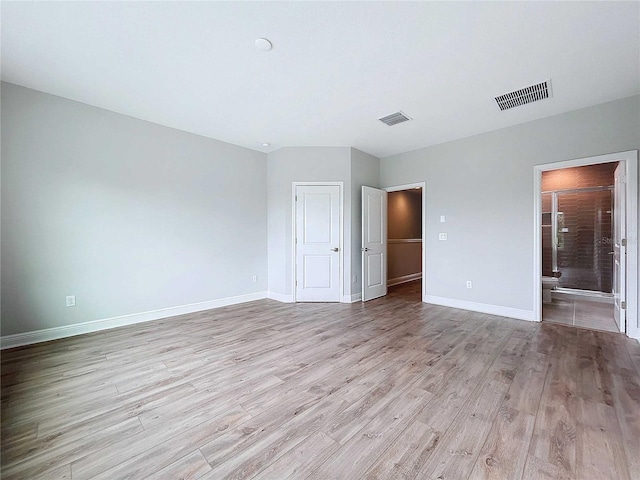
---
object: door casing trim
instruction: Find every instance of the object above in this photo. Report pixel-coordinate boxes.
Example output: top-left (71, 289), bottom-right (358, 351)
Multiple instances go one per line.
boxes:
top-left (533, 150), bottom-right (638, 340)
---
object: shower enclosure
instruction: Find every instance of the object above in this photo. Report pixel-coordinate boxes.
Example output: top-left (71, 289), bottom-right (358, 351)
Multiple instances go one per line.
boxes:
top-left (542, 187), bottom-right (613, 293)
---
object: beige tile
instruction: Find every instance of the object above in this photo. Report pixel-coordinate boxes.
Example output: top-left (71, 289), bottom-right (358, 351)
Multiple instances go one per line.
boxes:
top-left (574, 300), bottom-right (617, 333)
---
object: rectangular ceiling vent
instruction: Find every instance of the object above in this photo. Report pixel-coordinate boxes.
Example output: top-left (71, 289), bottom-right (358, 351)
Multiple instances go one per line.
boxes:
top-left (495, 80), bottom-right (552, 111)
top-left (378, 111), bottom-right (412, 126)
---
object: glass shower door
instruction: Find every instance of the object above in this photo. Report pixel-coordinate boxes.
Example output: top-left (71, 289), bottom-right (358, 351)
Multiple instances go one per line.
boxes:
top-left (555, 189), bottom-right (613, 292)
top-left (541, 193), bottom-right (554, 277)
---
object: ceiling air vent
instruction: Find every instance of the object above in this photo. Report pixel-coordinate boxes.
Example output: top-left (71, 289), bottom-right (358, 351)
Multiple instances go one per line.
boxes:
top-left (495, 80), bottom-right (552, 111)
top-left (378, 111), bottom-right (412, 126)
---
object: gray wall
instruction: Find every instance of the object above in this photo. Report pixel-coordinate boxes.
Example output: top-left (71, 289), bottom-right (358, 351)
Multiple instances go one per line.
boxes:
top-left (381, 95), bottom-right (640, 314)
top-left (1, 83), bottom-right (268, 336)
top-left (4, 82), bottom-right (637, 337)
top-left (350, 148), bottom-right (380, 296)
top-left (267, 147), bottom-right (352, 298)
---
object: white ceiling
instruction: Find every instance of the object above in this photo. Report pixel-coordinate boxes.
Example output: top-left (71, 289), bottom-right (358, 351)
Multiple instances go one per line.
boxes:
top-left (2, 1), bottom-right (639, 158)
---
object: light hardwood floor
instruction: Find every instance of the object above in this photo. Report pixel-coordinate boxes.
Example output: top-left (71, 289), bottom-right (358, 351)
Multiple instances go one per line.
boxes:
top-left (2, 281), bottom-right (640, 479)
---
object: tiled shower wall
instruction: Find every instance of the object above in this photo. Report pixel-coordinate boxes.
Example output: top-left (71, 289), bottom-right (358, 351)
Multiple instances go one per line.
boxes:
top-left (542, 162), bottom-right (617, 190)
top-left (556, 190), bottom-right (613, 292)
top-left (541, 162), bottom-right (617, 293)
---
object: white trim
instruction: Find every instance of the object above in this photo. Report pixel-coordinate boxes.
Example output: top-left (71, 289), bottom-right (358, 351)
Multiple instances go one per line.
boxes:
top-left (424, 295), bottom-right (535, 322)
top-left (342, 293), bottom-right (362, 303)
top-left (1, 291), bottom-right (268, 350)
top-left (384, 182), bottom-right (424, 192)
top-left (533, 168), bottom-right (543, 323)
top-left (383, 182), bottom-right (426, 301)
top-left (292, 182), bottom-right (344, 304)
top-left (267, 292), bottom-right (294, 303)
top-left (388, 272), bottom-right (423, 287)
top-left (533, 150), bottom-right (639, 340)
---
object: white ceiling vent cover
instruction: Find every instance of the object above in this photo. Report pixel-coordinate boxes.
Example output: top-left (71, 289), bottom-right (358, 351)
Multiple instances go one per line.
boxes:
top-left (378, 111), bottom-right (412, 126)
top-left (495, 80), bottom-right (552, 111)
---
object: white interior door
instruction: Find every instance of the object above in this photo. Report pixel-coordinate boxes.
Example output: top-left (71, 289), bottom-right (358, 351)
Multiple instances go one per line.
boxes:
top-left (295, 185), bottom-right (341, 302)
top-left (362, 186), bottom-right (387, 301)
top-left (613, 163), bottom-right (626, 332)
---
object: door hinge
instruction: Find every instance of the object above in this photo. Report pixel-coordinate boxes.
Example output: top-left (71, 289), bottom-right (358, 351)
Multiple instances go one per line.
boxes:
top-left (621, 301), bottom-right (626, 310)
top-left (295, 195), bottom-right (298, 201)
top-left (621, 238), bottom-right (627, 247)
top-left (295, 280), bottom-right (298, 287)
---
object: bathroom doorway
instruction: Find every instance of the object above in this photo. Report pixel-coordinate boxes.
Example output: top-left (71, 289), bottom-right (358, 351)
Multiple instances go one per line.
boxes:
top-left (385, 183), bottom-right (425, 302)
top-left (541, 162), bottom-right (618, 331)
top-left (534, 150), bottom-right (638, 339)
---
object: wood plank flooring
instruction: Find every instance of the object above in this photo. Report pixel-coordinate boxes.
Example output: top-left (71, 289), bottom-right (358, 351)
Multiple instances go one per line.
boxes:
top-left (2, 281), bottom-right (639, 479)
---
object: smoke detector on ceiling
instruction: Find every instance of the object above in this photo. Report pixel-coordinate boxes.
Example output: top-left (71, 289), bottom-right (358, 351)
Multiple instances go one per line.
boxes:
top-left (378, 111), bottom-right (412, 126)
top-left (255, 38), bottom-right (272, 51)
top-left (495, 80), bottom-right (552, 111)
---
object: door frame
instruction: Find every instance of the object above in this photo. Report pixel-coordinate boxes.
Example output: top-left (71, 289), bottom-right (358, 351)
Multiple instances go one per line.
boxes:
top-left (291, 182), bottom-right (344, 303)
top-left (533, 150), bottom-right (638, 339)
top-left (384, 182), bottom-right (427, 302)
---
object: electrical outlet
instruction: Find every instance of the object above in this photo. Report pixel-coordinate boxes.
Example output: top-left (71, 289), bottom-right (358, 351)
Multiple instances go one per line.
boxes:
top-left (66, 295), bottom-right (76, 307)
top-left (439, 233), bottom-right (447, 241)
top-left (466, 281), bottom-right (472, 289)
top-left (252, 275), bottom-right (257, 283)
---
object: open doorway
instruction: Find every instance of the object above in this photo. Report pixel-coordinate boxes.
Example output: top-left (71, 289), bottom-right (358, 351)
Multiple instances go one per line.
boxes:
top-left (383, 183), bottom-right (425, 302)
top-left (534, 150), bottom-right (638, 339)
top-left (540, 162), bottom-right (618, 331)
top-left (387, 187), bottom-right (423, 301)
top-left (360, 182), bottom-right (426, 303)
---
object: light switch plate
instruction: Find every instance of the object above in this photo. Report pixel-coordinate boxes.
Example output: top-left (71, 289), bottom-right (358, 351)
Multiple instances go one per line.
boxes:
top-left (440, 215), bottom-right (446, 223)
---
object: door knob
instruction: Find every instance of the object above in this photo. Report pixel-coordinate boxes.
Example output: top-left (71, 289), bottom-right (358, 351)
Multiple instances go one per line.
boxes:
top-left (362, 247), bottom-right (369, 252)
top-left (331, 247), bottom-right (339, 252)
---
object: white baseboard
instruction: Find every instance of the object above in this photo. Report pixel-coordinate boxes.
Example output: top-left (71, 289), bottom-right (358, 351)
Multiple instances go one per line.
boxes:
top-left (1, 291), bottom-right (268, 350)
top-left (388, 273), bottom-right (422, 287)
top-left (342, 293), bottom-right (362, 303)
top-left (423, 295), bottom-right (536, 322)
top-left (628, 319), bottom-right (640, 342)
top-left (267, 291), bottom-right (294, 303)
top-left (268, 292), bottom-right (361, 303)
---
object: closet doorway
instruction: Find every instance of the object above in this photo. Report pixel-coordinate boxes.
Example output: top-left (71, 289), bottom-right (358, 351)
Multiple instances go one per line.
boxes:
top-left (385, 183), bottom-right (425, 302)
